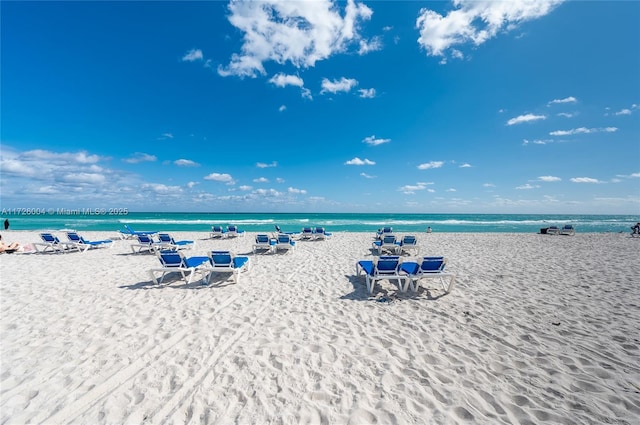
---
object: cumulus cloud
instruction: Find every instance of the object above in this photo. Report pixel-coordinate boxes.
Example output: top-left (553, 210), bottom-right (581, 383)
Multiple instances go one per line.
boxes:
top-left (345, 157), bottom-right (375, 165)
top-left (288, 187), bottom-right (307, 194)
top-left (253, 177), bottom-right (269, 183)
top-left (182, 49), bottom-right (204, 62)
top-left (507, 113), bottom-right (546, 125)
top-left (416, 0), bottom-right (563, 58)
top-left (174, 159), bottom-right (199, 167)
top-left (399, 182), bottom-right (432, 194)
top-left (417, 161), bottom-right (444, 170)
top-left (123, 152), bottom-right (157, 164)
top-left (548, 96), bottom-right (577, 105)
top-left (321, 77), bottom-right (358, 94)
top-left (570, 177), bottom-right (602, 183)
top-left (515, 183), bottom-right (539, 189)
top-left (538, 175), bottom-right (561, 182)
top-left (358, 88), bottom-right (376, 98)
top-left (363, 135), bottom-right (390, 146)
top-left (358, 36), bottom-right (382, 55)
top-left (218, 0), bottom-right (374, 77)
top-left (269, 73), bottom-right (304, 88)
top-left (204, 172), bottom-right (234, 183)
top-left (550, 127), bottom-right (618, 136)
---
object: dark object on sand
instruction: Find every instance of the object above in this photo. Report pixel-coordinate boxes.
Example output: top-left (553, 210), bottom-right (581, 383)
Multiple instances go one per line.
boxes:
top-left (3, 219), bottom-right (8, 230)
top-left (540, 228), bottom-right (548, 234)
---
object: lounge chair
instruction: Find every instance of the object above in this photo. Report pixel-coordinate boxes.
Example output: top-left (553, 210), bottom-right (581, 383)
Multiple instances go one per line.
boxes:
top-left (356, 255), bottom-right (406, 294)
top-left (275, 234), bottom-right (296, 253)
top-left (372, 235), bottom-right (399, 255)
top-left (376, 227), bottom-right (393, 240)
top-left (253, 234), bottom-right (274, 254)
top-left (314, 227), bottom-right (332, 240)
top-left (130, 234), bottom-right (164, 254)
top-left (210, 225), bottom-right (227, 239)
top-left (204, 250), bottom-right (251, 284)
top-left (300, 227), bottom-right (315, 240)
top-left (118, 224), bottom-right (158, 239)
top-left (157, 233), bottom-right (194, 250)
top-left (149, 250), bottom-right (210, 284)
top-left (546, 226), bottom-right (560, 235)
top-left (34, 233), bottom-right (78, 254)
top-left (66, 232), bottom-right (113, 252)
top-left (226, 225), bottom-right (245, 238)
top-left (560, 225), bottom-right (576, 236)
top-left (401, 256), bottom-right (456, 293)
top-left (397, 235), bottom-right (418, 255)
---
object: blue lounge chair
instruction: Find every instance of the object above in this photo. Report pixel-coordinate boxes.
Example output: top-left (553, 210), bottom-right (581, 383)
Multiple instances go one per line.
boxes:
top-left (34, 232), bottom-right (78, 254)
top-left (546, 226), bottom-right (560, 235)
top-left (66, 232), bottom-right (113, 252)
top-left (205, 251), bottom-right (250, 284)
top-left (356, 255), bottom-right (406, 294)
top-left (372, 235), bottom-right (399, 255)
top-left (275, 234), bottom-right (296, 253)
top-left (314, 227), bottom-right (332, 240)
top-left (253, 234), bottom-right (273, 254)
top-left (560, 225), bottom-right (576, 236)
top-left (226, 225), bottom-right (245, 238)
top-left (149, 250), bottom-right (210, 284)
top-left (119, 224), bottom-right (158, 239)
top-left (157, 233), bottom-right (194, 250)
top-left (397, 235), bottom-right (418, 255)
top-left (300, 227), bottom-right (315, 240)
top-left (401, 256), bottom-right (456, 293)
top-left (131, 234), bottom-right (163, 254)
top-left (210, 225), bottom-right (227, 239)
top-left (376, 227), bottom-right (393, 240)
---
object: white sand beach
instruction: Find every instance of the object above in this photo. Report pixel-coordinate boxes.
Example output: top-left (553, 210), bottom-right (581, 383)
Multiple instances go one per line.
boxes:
top-left (1, 231), bottom-right (639, 424)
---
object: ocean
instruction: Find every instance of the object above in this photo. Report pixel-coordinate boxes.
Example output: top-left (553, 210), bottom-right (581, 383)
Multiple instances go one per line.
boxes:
top-left (1, 212), bottom-right (637, 233)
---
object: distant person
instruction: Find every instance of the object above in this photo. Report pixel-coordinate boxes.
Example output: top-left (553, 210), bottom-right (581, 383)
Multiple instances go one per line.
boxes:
top-left (0, 234), bottom-right (20, 253)
top-left (426, 226), bottom-right (432, 233)
top-left (632, 223), bottom-right (640, 236)
top-left (3, 219), bottom-right (8, 230)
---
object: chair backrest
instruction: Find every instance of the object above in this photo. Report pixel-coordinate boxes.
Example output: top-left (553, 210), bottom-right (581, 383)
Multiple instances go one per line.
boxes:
top-left (212, 226), bottom-right (223, 232)
top-left (277, 234), bottom-right (291, 243)
top-left (420, 257), bottom-right (445, 272)
top-left (228, 225), bottom-right (237, 232)
top-left (137, 234), bottom-right (154, 244)
top-left (382, 235), bottom-right (397, 244)
top-left (67, 232), bottom-right (82, 242)
top-left (375, 256), bottom-right (401, 273)
top-left (210, 251), bottom-right (233, 266)
top-left (302, 227), bottom-right (313, 233)
top-left (315, 227), bottom-right (325, 234)
top-left (41, 233), bottom-right (60, 243)
top-left (158, 233), bottom-right (172, 243)
top-left (256, 234), bottom-right (270, 243)
top-left (158, 250), bottom-right (184, 267)
top-left (402, 235), bottom-right (417, 245)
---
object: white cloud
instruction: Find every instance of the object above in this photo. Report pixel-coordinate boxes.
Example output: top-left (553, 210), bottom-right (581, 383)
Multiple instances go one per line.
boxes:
top-left (360, 172), bottom-right (375, 179)
top-left (269, 73), bottom-right (304, 87)
top-left (141, 183), bottom-right (183, 194)
top-left (238, 185), bottom-right (253, 191)
top-left (570, 177), bottom-right (602, 183)
top-left (550, 127), bottom-right (618, 136)
top-left (556, 112), bottom-right (575, 118)
top-left (507, 113), bottom-right (546, 125)
top-left (515, 183), bottom-right (539, 190)
top-left (417, 161), bottom-right (444, 170)
top-left (345, 157), bottom-right (375, 165)
top-left (218, 0), bottom-right (373, 77)
top-left (123, 152), bottom-right (157, 164)
top-left (186, 181), bottom-right (199, 188)
top-left (616, 172), bottom-right (640, 179)
top-left (362, 135), bottom-right (390, 146)
top-left (321, 77), bottom-right (358, 94)
top-left (254, 177), bottom-right (269, 183)
top-left (358, 36), bottom-right (382, 55)
top-left (548, 96), bottom-right (577, 105)
top-left (257, 161), bottom-right (277, 168)
top-left (182, 49), bottom-right (203, 62)
top-left (399, 182), bottom-right (432, 194)
top-left (174, 159), bottom-right (199, 167)
top-left (288, 187), bottom-right (307, 194)
top-left (483, 183), bottom-right (496, 187)
top-left (538, 175), bottom-right (561, 182)
top-left (279, 105), bottom-right (287, 112)
top-left (62, 173), bottom-right (106, 185)
top-left (275, 177), bottom-right (285, 183)
top-left (459, 163), bottom-right (472, 168)
top-left (204, 172), bottom-right (234, 183)
top-left (615, 108), bottom-right (632, 116)
top-left (416, 0), bottom-right (563, 58)
top-left (358, 88), bottom-right (376, 98)
top-left (159, 133), bottom-right (174, 139)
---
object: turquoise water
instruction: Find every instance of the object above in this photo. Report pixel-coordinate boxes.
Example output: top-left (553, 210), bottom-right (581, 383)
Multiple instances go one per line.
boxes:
top-left (1, 212), bottom-right (637, 233)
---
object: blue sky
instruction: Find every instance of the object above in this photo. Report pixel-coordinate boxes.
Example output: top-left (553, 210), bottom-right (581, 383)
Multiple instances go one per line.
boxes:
top-left (1, 0), bottom-right (639, 214)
